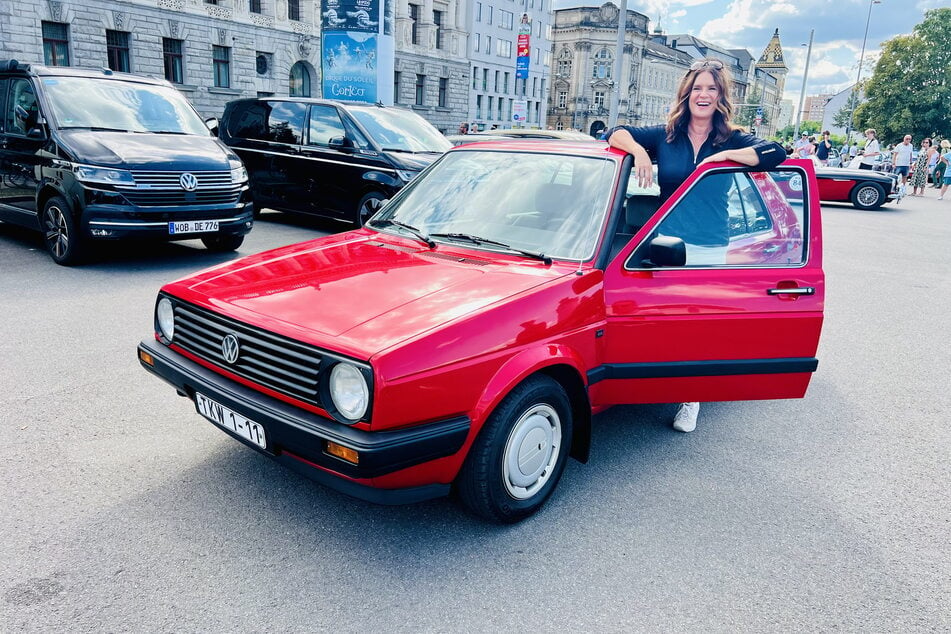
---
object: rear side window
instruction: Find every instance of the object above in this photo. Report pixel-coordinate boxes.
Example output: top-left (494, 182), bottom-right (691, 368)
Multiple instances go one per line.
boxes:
top-left (226, 100), bottom-right (305, 144)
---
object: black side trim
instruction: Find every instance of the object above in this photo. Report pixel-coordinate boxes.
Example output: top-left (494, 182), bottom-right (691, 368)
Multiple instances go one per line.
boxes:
top-left (587, 357), bottom-right (818, 384)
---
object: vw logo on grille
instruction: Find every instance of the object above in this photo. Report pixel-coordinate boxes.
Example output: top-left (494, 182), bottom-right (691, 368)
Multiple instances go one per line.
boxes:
top-left (179, 172), bottom-right (198, 191)
top-left (221, 333), bottom-right (240, 365)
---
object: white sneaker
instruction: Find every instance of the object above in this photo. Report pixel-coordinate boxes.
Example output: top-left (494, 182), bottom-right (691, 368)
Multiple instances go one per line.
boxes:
top-left (672, 402), bottom-right (700, 432)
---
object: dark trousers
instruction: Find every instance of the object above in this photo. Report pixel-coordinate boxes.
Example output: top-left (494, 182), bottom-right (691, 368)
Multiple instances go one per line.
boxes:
top-left (858, 163), bottom-right (873, 170)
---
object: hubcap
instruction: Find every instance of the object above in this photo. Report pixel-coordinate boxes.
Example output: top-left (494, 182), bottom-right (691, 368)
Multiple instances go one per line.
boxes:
top-left (502, 403), bottom-right (562, 500)
top-left (857, 186), bottom-right (879, 207)
top-left (44, 205), bottom-right (69, 259)
top-left (360, 197), bottom-right (382, 224)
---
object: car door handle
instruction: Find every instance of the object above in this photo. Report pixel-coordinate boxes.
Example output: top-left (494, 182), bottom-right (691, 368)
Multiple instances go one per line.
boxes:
top-left (767, 287), bottom-right (814, 296)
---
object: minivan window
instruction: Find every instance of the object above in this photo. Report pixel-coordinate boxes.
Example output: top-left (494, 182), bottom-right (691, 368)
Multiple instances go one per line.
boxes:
top-left (6, 79), bottom-right (39, 135)
top-left (348, 106), bottom-right (452, 153)
top-left (40, 77), bottom-right (209, 135)
top-left (307, 105), bottom-right (347, 147)
top-left (264, 100), bottom-right (306, 144)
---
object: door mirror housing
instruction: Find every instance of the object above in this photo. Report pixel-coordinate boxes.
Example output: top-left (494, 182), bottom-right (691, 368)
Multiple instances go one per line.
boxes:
top-left (642, 235), bottom-right (686, 268)
top-left (329, 136), bottom-right (354, 151)
top-left (205, 117), bottom-right (219, 135)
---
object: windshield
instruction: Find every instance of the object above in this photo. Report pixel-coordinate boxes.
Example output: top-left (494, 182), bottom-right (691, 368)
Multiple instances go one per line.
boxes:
top-left (348, 106), bottom-right (452, 153)
top-left (41, 77), bottom-right (210, 135)
top-left (373, 149), bottom-right (615, 261)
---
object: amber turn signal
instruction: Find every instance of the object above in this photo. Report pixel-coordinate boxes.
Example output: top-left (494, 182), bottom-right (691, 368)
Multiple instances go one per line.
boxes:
top-left (139, 349), bottom-right (155, 366)
top-left (326, 441), bottom-right (359, 465)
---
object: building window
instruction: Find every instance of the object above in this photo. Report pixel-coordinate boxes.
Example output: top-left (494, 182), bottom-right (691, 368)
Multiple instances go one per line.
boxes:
top-left (494, 71), bottom-right (500, 92)
top-left (557, 49), bottom-right (572, 78)
top-left (482, 68), bottom-right (488, 91)
top-left (594, 91), bottom-right (606, 109)
top-left (474, 33), bottom-right (480, 52)
top-left (415, 74), bottom-right (425, 105)
top-left (532, 77), bottom-right (538, 97)
top-left (42, 22), bottom-right (70, 67)
top-left (485, 36), bottom-right (492, 54)
top-left (592, 48), bottom-right (613, 79)
top-left (394, 71), bottom-right (401, 104)
top-left (255, 52), bottom-right (271, 76)
top-left (213, 45), bottom-right (230, 88)
top-left (249, 0), bottom-right (261, 13)
top-left (487, 6), bottom-right (493, 24)
top-left (106, 30), bottom-right (131, 73)
top-left (476, 95), bottom-right (483, 119)
top-left (497, 40), bottom-right (512, 58)
top-left (289, 61), bottom-right (311, 97)
top-left (557, 91), bottom-right (567, 108)
top-left (438, 77), bottom-right (448, 108)
top-left (472, 66), bottom-right (478, 90)
top-left (163, 38), bottom-right (184, 84)
top-left (499, 10), bottom-right (513, 29)
top-left (499, 98), bottom-right (505, 120)
top-left (409, 4), bottom-right (419, 45)
top-left (288, 0), bottom-right (301, 21)
top-left (433, 10), bottom-right (444, 49)
top-left (487, 96), bottom-right (494, 118)
top-left (504, 72), bottom-right (510, 94)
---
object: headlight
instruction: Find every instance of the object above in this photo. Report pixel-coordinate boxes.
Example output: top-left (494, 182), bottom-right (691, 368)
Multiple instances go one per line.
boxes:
top-left (329, 363), bottom-right (369, 421)
top-left (395, 169), bottom-right (419, 183)
top-left (230, 166), bottom-right (248, 183)
top-left (156, 297), bottom-right (175, 342)
top-left (73, 164), bottom-right (135, 186)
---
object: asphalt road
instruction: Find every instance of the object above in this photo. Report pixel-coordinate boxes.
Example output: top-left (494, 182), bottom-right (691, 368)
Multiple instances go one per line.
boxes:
top-left (1, 196), bottom-right (948, 632)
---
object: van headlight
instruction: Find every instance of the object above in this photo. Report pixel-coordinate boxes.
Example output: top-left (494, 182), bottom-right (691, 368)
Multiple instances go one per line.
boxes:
top-left (328, 363), bottom-right (369, 422)
top-left (74, 164), bottom-right (135, 186)
top-left (156, 297), bottom-right (175, 343)
top-left (230, 165), bottom-right (248, 183)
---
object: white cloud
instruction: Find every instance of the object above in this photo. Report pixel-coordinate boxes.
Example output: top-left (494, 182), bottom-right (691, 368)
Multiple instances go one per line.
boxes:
top-left (671, 9), bottom-right (687, 18)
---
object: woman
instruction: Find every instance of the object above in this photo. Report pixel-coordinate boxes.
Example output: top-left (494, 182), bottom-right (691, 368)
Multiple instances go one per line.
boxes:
top-left (858, 129), bottom-right (880, 170)
top-left (909, 138), bottom-right (933, 196)
top-left (938, 140), bottom-right (951, 200)
top-left (935, 139), bottom-right (950, 189)
top-left (606, 58), bottom-right (785, 432)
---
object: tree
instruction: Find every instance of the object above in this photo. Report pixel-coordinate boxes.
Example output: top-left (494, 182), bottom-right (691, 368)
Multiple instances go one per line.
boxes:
top-left (832, 88), bottom-right (863, 130)
top-left (735, 89), bottom-right (769, 130)
top-left (855, 8), bottom-right (951, 141)
top-left (775, 120), bottom-right (822, 141)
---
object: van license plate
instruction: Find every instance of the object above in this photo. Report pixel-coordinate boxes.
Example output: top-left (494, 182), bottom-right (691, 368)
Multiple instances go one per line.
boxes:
top-left (195, 392), bottom-right (267, 449)
top-left (169, 220), bottom-right (219, 234)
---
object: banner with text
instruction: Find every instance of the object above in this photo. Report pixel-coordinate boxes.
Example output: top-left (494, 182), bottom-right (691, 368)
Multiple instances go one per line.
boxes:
top-left (516, 14), bottom-right (531, 80)
top-left (320, 0), bottom-right (394, 104)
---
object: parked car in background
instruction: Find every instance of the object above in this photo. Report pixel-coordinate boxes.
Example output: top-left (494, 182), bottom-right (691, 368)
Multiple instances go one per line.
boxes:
top-left (808, 156), bottom-right (901, 210)
top-left (826, 147), bottom-right (842, 168)
top-left (445, 134), bottom-right (511, 146)
top-left (0, 60), bottom-right (253, 265)
top-left (472, 128), bottom-right (596, 141)
top-left (138, 142), bottom-right (824, 522)
top-left (219, 98), bottom-right (452, 225)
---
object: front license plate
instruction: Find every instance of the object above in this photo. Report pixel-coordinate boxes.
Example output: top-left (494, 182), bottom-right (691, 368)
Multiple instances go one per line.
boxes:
top-left (169, 220), bottom-right (220, 235)
top-left (195, 392), bottom-right (267, 449)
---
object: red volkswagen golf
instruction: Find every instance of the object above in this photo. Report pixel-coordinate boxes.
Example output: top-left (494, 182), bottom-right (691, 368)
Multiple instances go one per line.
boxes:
top-left (138, 141), bottom-right (824, 522)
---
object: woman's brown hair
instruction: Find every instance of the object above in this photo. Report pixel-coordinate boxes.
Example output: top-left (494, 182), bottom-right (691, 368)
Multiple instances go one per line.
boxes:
top-left (666, 59), bottom-right (736, 145)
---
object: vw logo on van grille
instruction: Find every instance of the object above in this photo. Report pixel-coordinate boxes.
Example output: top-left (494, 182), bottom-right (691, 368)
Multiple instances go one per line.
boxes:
top-left (221, 333), bottom-right (240, 364)
top-left (179, 172), bottom-right (198, 191)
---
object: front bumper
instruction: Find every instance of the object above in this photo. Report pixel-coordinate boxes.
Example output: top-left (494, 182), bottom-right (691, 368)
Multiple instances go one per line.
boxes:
top-left (137, 338), bottom-right (471, 504)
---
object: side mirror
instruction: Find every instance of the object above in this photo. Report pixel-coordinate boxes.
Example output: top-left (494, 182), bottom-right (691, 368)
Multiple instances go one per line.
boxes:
top-left (329, 136), bottom-right (354, 150)
top-left (642, 235), bottom-right (686, 268)
top-left (26, 127), bottom-right (47, 140)
top-left (205, 117), bottom-right (219, 135)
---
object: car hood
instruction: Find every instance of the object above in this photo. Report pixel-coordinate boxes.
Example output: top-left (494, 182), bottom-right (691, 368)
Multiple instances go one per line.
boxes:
top-left (57, 130), bottom-right (237, 170)
top-left (166, 232), bottom-right (565, 359)
top-left (381, 151), bottom-right (442, 172)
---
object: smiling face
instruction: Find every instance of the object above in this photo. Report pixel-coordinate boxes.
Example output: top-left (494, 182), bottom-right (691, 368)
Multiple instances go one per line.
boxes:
top-left (688, 71), bottom-right (720, 124)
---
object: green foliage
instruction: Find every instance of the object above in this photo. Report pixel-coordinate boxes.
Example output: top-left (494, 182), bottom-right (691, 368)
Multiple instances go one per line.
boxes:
top-left (833, 90), bottom-right (862, 130)
top-left (735, 89), bottom-right (770, 129)
top-left (775, 120), bottom-right (823, 140)
top-left (856, 8), bottom-right (951, 141)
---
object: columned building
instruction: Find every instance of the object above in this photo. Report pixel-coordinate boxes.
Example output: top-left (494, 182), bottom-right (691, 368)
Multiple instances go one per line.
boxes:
top-left (393, 0), bottom-right (471, 133)
top-left (0, 0), bottom-right (322, 116)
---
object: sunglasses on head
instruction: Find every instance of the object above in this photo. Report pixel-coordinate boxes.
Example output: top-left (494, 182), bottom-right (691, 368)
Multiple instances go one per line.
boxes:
top-left (689, 59), bottom-right (724, 71)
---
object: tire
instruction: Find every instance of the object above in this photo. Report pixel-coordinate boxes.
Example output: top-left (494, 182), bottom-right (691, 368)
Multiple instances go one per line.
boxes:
top-left (201, 234), bottom-right (244, 252)
top-left (357, 192), bottom-right (386, 226)
top-left (456, 375), bottom-right (573, 523)
top-left (850, 182), bottom-right (886, 210)
top-left (42, 195), bottom-right (85, 266)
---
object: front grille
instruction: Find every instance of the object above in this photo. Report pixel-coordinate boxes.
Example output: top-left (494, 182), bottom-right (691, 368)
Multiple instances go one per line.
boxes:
top-left (171, 299), bottom-right (324, 408)
top-left (121, 171), bottom-right (241, 207)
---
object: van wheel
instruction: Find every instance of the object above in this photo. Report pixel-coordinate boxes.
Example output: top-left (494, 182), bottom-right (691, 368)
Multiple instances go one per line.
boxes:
top-left (201, 234), bottom-right (244, 252)
top-left (42, 196), bottom-right (85, 266)
top-left (456, 375), bottom-right (573, 523)
top-left (850, 182), bottom-right (886, 210)
top-left (357, 192), bottom-right (386, 226)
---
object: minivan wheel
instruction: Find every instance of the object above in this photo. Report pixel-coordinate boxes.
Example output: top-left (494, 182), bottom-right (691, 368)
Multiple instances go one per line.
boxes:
top-left (43, 196), bottom-right (86, 266)
top-left (201, 234), bottom-right (244, 252)
top-left (456, 375), bottom-right (573, 523)
top-left (357, 192), bottom-right (386, 226)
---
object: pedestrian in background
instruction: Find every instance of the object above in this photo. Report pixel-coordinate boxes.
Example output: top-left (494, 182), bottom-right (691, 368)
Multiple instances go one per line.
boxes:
top-left (891, 134), bottom-right (914, 186)
top-left (859, 129), bottom-right (880, 170)
top-left (938, 141), bottom-right (951, 200)
top-left (816, 131), bottom-right (833, 166)
top-left (909, 138), bottom-right (933, 196)
top-left (934, 139), bottom-right (950, 187)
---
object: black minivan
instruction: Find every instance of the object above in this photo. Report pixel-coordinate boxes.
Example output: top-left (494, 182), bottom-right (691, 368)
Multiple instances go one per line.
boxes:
top-left (218, 98), bottom-right (451, 225)
top-left (0, 61), bottom-right (253, 265)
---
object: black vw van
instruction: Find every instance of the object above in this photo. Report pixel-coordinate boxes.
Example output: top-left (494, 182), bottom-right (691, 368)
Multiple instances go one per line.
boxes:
top-left (0, 61), bottom-right (253, 265)
top-left (218, 98), bottom-right (451, 225)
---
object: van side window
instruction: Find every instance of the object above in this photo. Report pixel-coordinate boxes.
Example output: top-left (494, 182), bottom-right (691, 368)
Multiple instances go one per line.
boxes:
top-left (307, 105), bottom-right (347, 147)
top-left (5, 79), bottom-right (39, 135)
top-left (264, 101), bottom-right (305, 144)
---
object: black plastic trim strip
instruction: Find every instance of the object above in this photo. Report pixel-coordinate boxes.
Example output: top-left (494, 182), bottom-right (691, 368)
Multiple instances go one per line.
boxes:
top-left (587, 357), bottom-right (818, 385)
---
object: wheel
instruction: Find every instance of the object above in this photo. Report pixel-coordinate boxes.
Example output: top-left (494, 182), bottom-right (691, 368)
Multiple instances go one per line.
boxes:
top-left (42, 195), bottom-right (85, 265)
top-left (357, 192), bottom-right (387, 226)
top-left (850, 182), bottom-right (886, 210)
top-left (201, 234), bottom-right (244, 252)
top-left (456, 375), bottom-right (573, 523)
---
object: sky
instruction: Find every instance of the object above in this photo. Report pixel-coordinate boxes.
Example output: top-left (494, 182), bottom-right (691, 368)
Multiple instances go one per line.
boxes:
top-left (551, 0), bottom-right (945, 104)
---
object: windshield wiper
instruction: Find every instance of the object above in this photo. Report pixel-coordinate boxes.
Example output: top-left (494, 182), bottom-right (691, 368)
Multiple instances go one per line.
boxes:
top-left (430, 232), bottom-right (552, 265)
top-left (368, 218), bottom-right (435, 248)
top-left (136, 130), bottom-right (189, 135)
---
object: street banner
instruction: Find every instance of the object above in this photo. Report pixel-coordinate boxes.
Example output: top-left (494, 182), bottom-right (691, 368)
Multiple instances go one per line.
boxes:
top-left (512, 99), bottom-right (527, 124)
top-left (516, 13), bottom-right (531, 80)
top-left (320, 0), bottom-right (394, 104)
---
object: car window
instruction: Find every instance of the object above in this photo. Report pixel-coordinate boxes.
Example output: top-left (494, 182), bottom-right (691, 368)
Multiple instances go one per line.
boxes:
top-left (263, 101), bottom-right (306, 144)
top-left (5, 78), bottom-right (39, 135)
top-left (307, 104), bottom-right (347, 147)
top-left (626, 167), bottom-right (807, 269)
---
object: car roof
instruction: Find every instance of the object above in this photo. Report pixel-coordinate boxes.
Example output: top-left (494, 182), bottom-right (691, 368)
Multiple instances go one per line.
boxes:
top-left (0, 60), bottom-right (171, 86)
top-left (229, 97), bottom-right (406, 111)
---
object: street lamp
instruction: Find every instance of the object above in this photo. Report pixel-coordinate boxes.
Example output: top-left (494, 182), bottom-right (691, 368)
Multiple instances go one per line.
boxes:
top-left (846, 0), bottom-right (882, 141)
top-left (793, 29), bottom-right (814, 140)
